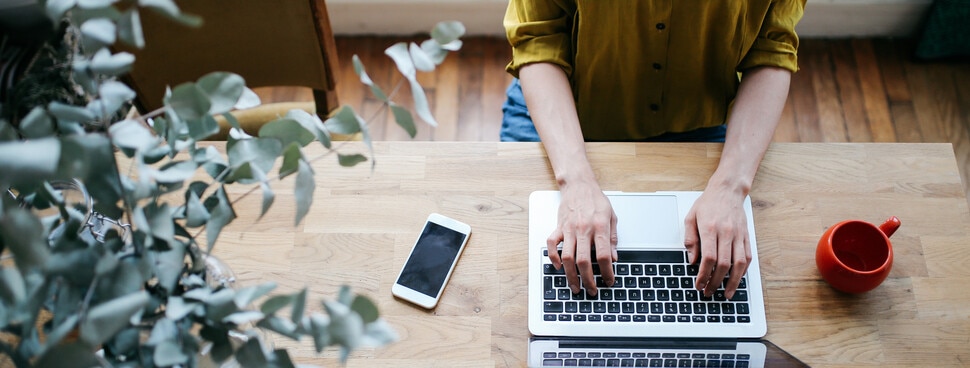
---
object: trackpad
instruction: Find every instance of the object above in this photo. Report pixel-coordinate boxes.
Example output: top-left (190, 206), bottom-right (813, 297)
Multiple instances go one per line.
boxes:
top-left (608, 195), bottom-right (682, 247)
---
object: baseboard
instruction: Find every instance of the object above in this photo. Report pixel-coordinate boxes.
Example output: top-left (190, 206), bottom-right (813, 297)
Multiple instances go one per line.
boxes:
top-left (327, 0), bottom-right (934, 38)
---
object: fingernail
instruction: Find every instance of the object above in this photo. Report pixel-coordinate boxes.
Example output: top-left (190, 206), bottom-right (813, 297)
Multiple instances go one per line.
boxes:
top-left (588, 289), bottom-right (598, 297)
top-left (570, 286), bottom-right (580, 294)
top-left (607, 278), bottom-right (615, 287)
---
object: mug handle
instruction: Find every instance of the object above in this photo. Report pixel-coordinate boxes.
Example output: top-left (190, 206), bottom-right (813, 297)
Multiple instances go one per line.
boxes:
top-left (879, 216), bottom-right (901, 238)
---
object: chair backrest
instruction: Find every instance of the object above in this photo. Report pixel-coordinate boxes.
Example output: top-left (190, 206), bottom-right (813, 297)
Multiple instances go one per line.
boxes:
top-left (123, 0), bottom-right (339, 117)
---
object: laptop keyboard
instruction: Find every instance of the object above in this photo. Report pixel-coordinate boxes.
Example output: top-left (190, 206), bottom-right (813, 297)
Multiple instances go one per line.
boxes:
top-left (542, 250), bottom-right (751, 324)
top-left (540, 351), bottom-right (751, 367)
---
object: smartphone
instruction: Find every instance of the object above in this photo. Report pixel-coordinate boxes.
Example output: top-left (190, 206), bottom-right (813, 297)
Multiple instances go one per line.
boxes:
top-left (392, 213), bottom-right (472, 309)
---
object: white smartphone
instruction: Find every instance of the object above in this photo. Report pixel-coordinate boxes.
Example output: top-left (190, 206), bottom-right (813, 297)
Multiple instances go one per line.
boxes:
top-left (392, 213), bottom-right (471, 309)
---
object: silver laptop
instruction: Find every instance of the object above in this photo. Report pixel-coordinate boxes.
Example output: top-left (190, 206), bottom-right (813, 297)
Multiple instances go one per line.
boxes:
top-left (527, 191), bottom-right (801, 367)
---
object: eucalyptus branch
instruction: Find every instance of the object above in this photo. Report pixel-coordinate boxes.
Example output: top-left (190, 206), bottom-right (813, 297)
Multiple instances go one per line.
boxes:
top-left (365, 77), bottom-right (408, 124)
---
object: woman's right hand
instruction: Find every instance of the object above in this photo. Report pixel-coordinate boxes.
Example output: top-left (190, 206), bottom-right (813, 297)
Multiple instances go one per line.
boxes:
top-left (546, 182), bottom-right (618, 296)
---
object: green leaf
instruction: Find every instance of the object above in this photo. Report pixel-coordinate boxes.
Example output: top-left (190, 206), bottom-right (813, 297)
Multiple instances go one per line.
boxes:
top-left (294, 160), bottom-right (314, 226)
top-left (235, 337), bottom-right (269, 367)
top-left (390, 103), bottom-right (417, 138)
top-left (204, 288), bottom-right (239, 322)
top-left (90, 81), bottom-right (136, 119)
top-left (257, 316), bottom-right (300, 340)
top-left (20, 106), bottom-right (54, 139)
top-left (80, 291), bottom-right (150, 346)
top-left (351, 295), bottom-right (380, 324)
top-left (431, 21), bottom-right (466, 46)
top-left (337, 153), bottom-right (367, 167)
top-left (0, 119), bottom-right (16, 142)
top-left (323, 106), bottom-right (364, 135)
top-left (384, 42), bottom-right (416, 79)
top-left (361, 319), bottom-right (398, 347)
top-left (146, 203), bottom-right (175, 243)
top-left (279, 142), bottom-right (302, 179)
top-left (78, 0), bottom-right (118, 8)
top-left (185, 190), bottom-right (210, 228)
top-left (420, 39), bottom-right (448, 65)
top-left (337, 285), bottom-right (354, 306)
top-left (151, 160), bottom-right (197, 184)
top-left (146, 317), bottom-right (178, 345)
top-left (154, 340), bottom-right (189, 366)
top-left (168, 82), bottom-right (212, 121)
top-left (409, 78), bottom-right (438, 126)
top-left (233, 282), bottom-right (277, 308)
top-left (0, 139), bottom-right (61, 187)
top-left (222, 311), bottom-right (265, 325)
top-left (291, 288), bottom-right (307, 324)
top-left (261, 295), bottom-right (294, 315)
top-left (259, 181), bottom-right (274, 219)
top-left (227, 137), bottom-right (282, 174)
top-left (352, 55), bottom-right (387, 101)
top-left (1, 208), bottom-right (51, 271)
top-left (40, 314), bottom-right (79, 352)
top-left (154, 240), bottom-right (186, 293)
top-left (89, 48), bottom-right (135, 76)
top-left (79, 19), bottom-right (116, 49)
top-left (46, 0), bottom-right (77, 21)
top-left (258, 118), bottom-right (316, 148)
top-left (198, 72), bottom-right (246, 115)
top-left (48, 101), bottom-right (96, 122)
top-left (224, 161), bottom-right (255, 184)
top-left (109, 119), bottom-right (158, 151)
top-left (140, 0), bottom-right (203, 27)
top-left (165, 296), bottom-right (197, 320)
top-left (188, 114), bottom-right (220, 140)
top-left (204, 186), bottom-right (236, 252)
top-left (309, 314), bottom-right (331, 352)
top-left (118, 9), bottom-right (145, 48)
top-left (234, 87), bottom-right (262, 109)
top-left (409, 42), bottom-right (435, 72)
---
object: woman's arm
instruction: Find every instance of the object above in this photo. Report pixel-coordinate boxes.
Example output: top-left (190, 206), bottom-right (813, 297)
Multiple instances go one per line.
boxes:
top-left (519, 62), bottom-right (618, 297)
top-left (685, 65), bottom-right (792, 299)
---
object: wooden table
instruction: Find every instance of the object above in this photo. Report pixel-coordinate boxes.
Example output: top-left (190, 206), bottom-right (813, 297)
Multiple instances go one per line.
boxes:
top-left (211, 142), bottom-right (970, 367)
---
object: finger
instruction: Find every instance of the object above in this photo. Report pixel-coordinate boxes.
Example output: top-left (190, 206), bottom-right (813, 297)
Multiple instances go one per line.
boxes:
top-left (594, 225), bottom-right (615, 289)
top-left (705, 232), bottom-right (734, 297)
top-left (610, 212), bottom-right (619, 262)
top-left (725, 231), bottom-right (752, 299)
top-left (684, 209), bottom-right (700, 264)
top-left (575, 234), bottom-right (597, 295)
top-left (561, 229), bottom-right (581, 294)
top-left (546, 228), bottom-right (564, 269)
top-left (694, 220), bottom-right (717, 294)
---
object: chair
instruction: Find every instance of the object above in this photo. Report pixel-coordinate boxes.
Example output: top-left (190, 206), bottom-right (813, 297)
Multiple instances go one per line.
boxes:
top-left (122, 0), bottom-right (340, 140)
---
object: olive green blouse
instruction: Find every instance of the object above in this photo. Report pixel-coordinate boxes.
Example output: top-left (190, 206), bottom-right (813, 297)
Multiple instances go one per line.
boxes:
top-left (505, 0), bottom-right (805, 140)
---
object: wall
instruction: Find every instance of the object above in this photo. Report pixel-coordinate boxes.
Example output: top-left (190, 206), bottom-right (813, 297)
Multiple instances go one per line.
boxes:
top-left (326, 0), bottom-right (934, 38)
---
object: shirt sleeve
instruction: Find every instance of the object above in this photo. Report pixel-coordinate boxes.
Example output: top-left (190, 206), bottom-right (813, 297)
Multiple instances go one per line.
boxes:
top-left (738, 0), bottom-right (806, 72)
top-left (504, 0), bottom-right (575, 78)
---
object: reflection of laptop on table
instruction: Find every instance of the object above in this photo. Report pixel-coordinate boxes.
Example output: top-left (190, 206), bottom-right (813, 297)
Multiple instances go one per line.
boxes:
top-left (527, 191), bottom-right (808, 367)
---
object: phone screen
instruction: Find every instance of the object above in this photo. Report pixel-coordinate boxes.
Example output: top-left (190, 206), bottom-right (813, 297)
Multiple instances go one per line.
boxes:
top-left (396, 222), bottom-right (468, 297)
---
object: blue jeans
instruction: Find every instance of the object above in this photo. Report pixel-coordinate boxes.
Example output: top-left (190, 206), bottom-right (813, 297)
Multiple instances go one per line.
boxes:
top-left (500, 78), bottom-right (727, 143)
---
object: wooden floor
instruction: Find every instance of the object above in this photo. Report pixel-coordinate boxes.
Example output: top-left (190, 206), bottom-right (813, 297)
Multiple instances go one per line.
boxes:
top-left (256, 36), bottom-right (970, 204)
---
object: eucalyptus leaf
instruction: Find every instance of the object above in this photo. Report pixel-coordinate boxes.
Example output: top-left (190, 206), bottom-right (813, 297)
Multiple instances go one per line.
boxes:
top-left (350, 295), bottom-right (380, 324)
top-left (204, 288), bottom-right (238, 323)
top-left (323, 106), bottom-right (364, 135)
top-left (79, 19), bottom-right (116, 49)
top-left (185, 190), bottom-right (210, 228)
top-left (258, 118), bottom-right (315, 148)
top-left (39, 314), bottom-right (79, 352)
top-left (34, 342), bottom-right (100, 368)
top-left (221, 112), bottom-right (242, 131)
top-left (154, 240), bottom-right (186, 293)
top-left (1, 208), bottom-right (51, 271)
top-left (233, 282), bottom-right (277, 309)
top-left (78, 0), bottom-right (118, 8)
top-left (409, 78), bottom-right (438, 126)
top-left (384, 42), bottom-right (416, 79)
top-left (0, 139), bottom-right (61, 187)
top-left (48, 101), bottom-right (96, 122)
top-left (79, 291), bottom-right (150, 346)
top-left (291, 288), bottom-right (307, 324)
top-left (227, 137), bottom-right (282, 174)
top-left (198, 72), bottom-right (246, 115)
top-left (90, 49), bottom-right (135, 76)
top-left (109, 119), bottom-right (158, 151)
top-left (46, 0), bottom-right (77, 21)
top-left (352, 55), bottom-right (387, 101)
top-left (188, 114), bottom-right (220, 140)
top-left (309, 314), bottom-right (331, 352)
top-left (294, 160), bottom-right (314, 226)
top-left (279, 143), bottom-right (302, 179)
top-left (390, 103), bottom-right (417, 138)
top-left (260, 294), bottom-right (293, 316)
top-left (154, 340), bottom-right (189, 366)
top-left (150, 160), bottom-right (197, 184)
top-left (420, 39), bottom-right (448, 65)
top-left (204, 186), bottom-right (236, 252)
top-left (0, 119), bottom-right (16, 142)
top-left (234, 87), bottom-right (261, 110)
top-left (431, 21), bottom-right (467, 48)
top-left (284, 109), bottom-right (329, 144)
top-left (259, 181), bottom-right (274, 219)
top-left (168, 82), bottom-right (211, 121)
top-left (20, 106), bottom-right (54, 139)
top-left (360, 319), bottom-right (398, 347)
top-left (165, 296), bottom-right (197, 320)
top-left (409, 42), bottom-right (435, 72)
top-left (146, 317), bottom-right (178, 346)
top-left (146, 203), bottom-right (175, 243)
top-left (235, 337), bottom-right (269, 367)
top-left (118, 9), bottom-right (145, 48)
top-left (0, 268), bottom-right (26, 306)
top-left (337, 153), bottom-right (367, 168)
top-left (257, 316), bottom-right (300, 340)
top-left (223, 310), bottom-right (265, 325)
top-left (223, 161), bottom-right (255, 184)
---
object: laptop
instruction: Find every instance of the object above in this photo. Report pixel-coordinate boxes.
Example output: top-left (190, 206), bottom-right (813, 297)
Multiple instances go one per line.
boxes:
top-left (527, 191), bottom-right (808, 367)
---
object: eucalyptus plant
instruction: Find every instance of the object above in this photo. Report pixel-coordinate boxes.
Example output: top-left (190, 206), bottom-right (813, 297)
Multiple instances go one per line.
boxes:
top-left (0, 0), bottom-right (464, 366)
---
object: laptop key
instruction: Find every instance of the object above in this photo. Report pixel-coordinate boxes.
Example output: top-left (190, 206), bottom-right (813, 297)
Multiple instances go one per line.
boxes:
top-left (544, 302), bottom-right (564, 313)
top-left (544, 314), bottom-right (557, 321)
top-left (564, 358), bottom-right (578, 366)
top-left (542, 359), bottom-right (564, 366)
top-left (544, 264), bottom-right (565, 275)
top-left (589, 315), bottom-right (602, 322)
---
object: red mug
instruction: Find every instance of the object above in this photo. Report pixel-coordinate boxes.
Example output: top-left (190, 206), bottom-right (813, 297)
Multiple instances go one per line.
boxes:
top-left (815, 216), bottom-right (900, 293)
